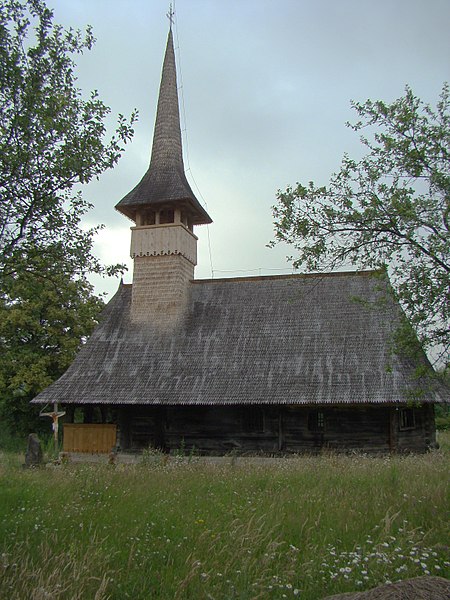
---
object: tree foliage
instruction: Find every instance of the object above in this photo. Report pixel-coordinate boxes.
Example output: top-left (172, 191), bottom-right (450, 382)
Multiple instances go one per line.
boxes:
top-left (0, 0), bottom-right (136, 278)
top-left (0, 257), bottom-right (102, 435)
top-left (272, 85), bottom-right (449, 366)
top-left (0, 0), bottom-right (136, 434)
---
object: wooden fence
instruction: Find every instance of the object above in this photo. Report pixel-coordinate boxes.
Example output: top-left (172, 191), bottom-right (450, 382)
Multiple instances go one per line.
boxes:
top-left (63, 424), bottom-right (117, 453)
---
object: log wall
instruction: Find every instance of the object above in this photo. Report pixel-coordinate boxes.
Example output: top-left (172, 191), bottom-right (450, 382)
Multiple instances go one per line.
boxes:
top-left (115, 404), bottom-right (435, 455)
top-left (396, 403), bottom-right (436, 451)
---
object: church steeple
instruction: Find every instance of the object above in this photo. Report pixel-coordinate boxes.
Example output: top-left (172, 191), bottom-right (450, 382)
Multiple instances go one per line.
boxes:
top-left (117, 23), bottom-right (211, 327)
top-left (115, 28), bottom-right (211, 226)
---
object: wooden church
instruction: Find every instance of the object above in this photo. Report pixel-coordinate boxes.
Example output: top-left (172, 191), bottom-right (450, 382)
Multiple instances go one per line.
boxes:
top-left (33, 25), bottom-right (445, 455)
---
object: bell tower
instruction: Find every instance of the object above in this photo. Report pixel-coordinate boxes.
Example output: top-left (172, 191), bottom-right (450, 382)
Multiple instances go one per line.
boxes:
top-left (115, 26), bottom-right (212, 327)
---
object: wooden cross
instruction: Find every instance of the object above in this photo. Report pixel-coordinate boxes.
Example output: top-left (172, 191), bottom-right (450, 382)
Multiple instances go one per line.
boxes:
top-left (167, 3), bottom-right (175, 27)
top-left (40, 402), bottom-right (66, 445)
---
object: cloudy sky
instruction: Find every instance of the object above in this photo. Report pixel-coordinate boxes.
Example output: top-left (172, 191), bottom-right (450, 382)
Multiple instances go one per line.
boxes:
top-left (48, 0), bottom-right (450, 298)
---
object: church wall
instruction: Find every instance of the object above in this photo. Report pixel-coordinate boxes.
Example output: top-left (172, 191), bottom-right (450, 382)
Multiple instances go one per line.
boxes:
top-left (396, 403), bottom-right (436, 451)
top-left (282, 405), bottom-right (390, 453)
top-left (117, 404), bottom-right (435, 455)
top-left (126, 405), bottom-right (280, 455)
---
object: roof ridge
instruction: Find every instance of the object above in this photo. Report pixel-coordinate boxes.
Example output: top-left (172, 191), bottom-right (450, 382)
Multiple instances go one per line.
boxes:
top-left (120, 270), bottom-right (384, 289)
top-left (192, 269), bottom-right (384, 284)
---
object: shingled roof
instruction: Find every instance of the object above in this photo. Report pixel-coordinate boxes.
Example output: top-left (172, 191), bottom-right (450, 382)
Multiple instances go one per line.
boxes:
top-left (32, 271), bottom-right (444, 406)
top-left (115, 29), bottom-right (212, 225)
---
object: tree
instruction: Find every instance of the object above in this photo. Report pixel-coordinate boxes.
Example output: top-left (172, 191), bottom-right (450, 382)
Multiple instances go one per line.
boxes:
top-left (0, 0), bottom-right (136, 279)
top-left (0, 0), bottom-right (137, 435)
top-left (0, 255), bottom-right (102, 436)
top-left (271, 85), bottom-right (449, 367)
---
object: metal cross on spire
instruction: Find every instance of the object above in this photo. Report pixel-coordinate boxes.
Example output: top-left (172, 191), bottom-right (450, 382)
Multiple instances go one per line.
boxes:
top-left (167, 3), bottom-right (175, 28)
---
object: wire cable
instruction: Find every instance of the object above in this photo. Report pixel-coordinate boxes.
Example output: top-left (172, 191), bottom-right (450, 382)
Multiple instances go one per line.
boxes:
top-left (172, 3), bottom-right (214, 277)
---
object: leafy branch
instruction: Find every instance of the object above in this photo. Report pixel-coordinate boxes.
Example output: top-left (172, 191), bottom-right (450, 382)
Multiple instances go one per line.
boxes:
top-left (271, 84), bottom-right (450, 366)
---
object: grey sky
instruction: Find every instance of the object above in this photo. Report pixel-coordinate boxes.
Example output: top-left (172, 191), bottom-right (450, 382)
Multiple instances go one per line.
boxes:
top-left (48, 0), bottom-right (450, 297)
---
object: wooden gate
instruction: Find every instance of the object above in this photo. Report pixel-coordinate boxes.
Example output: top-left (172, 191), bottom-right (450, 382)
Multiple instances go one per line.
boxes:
top-left (63, 424), bottom-right (117, 453)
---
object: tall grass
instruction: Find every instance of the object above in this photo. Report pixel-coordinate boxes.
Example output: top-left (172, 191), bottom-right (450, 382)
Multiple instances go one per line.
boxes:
top-left (0, 439), bottom-right (449, 599)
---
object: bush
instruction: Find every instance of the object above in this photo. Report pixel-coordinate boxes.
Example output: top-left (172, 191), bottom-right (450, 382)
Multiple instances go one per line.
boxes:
top-left (435, 405), bottom-right (450, 431)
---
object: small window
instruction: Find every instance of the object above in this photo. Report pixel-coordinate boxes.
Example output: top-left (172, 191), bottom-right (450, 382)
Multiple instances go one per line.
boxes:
top-left (243, 407), bottom-right (265, 433)
top-left (143, 210), bottom-right (156, 225)
top-left (308, 410), bottom-right (325, 432)
top-left (159, 209), bottom-right (174, 224)
top-left (399, 408), bottom-right (415, 431)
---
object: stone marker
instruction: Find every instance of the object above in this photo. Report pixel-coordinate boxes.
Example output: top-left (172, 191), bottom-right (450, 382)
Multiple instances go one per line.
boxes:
top-left (24, 433), bottom-right (43, 467)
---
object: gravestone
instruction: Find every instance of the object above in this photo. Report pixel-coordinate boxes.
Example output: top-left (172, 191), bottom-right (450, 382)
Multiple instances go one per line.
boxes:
top-left (24, 433), bottom-right (43, 467)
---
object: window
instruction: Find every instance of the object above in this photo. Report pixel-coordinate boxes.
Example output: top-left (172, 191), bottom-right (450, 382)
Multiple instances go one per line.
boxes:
top-left (143, 210), bottom-right (156, 225)
top-left (308, 410), bottom-right (325, 432)
top-left (159, 208), bottom-right (174, 224)
top-left (243, 407), bottom-right (265, 433)
top-left (399, 408), bottom-right (415, 431)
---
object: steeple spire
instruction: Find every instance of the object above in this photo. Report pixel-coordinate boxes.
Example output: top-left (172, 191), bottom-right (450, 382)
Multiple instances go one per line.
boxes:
top-left (149, 29), bottom-right (183, 181)
top-left (115, 27), bottom-right (211, 225)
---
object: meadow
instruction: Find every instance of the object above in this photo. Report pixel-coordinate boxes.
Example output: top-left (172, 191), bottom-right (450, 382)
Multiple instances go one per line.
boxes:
top-left (0, 436), bottom-right (449, 600)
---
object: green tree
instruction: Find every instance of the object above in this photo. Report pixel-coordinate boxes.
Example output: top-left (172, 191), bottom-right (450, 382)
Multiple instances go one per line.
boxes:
top-left (271, 85), bottom-right (449, 366)
top-left (0, 255), bottom-right (102, 436)
top-left (0, 0), bottom-right (136, 435)
top-left (0, 0), bottom-right (136, 278)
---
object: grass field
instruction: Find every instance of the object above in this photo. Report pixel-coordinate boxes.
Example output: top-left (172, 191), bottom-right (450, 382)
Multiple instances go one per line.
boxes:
top-left (0, 434), bottom-right (449, 600)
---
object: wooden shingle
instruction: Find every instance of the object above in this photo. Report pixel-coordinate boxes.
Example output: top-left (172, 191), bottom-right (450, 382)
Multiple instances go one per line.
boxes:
top-left (32, 271), bottom-right (445, 407)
